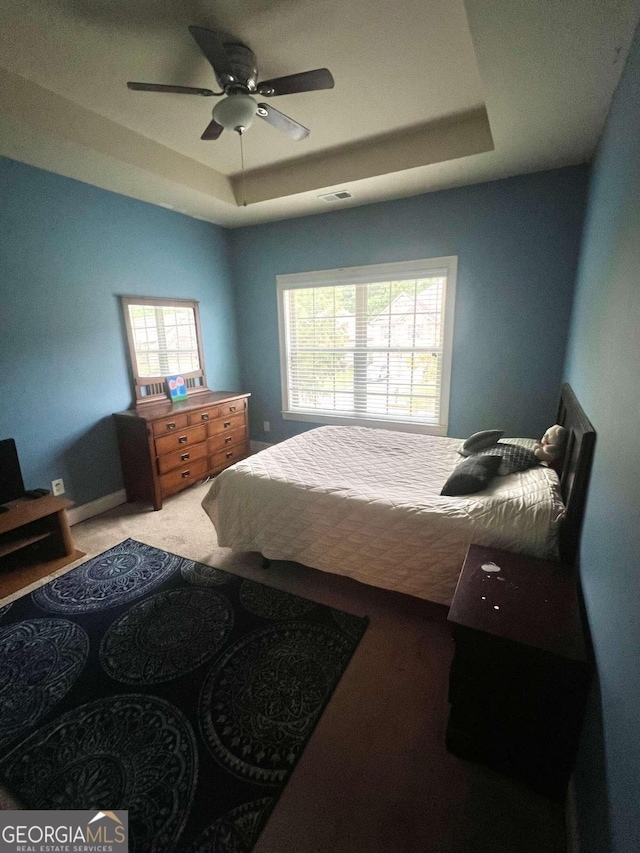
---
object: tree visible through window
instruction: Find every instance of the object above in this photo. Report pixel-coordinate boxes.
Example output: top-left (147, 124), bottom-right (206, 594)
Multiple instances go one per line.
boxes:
top-left (277, 258), bottom-right (457, 434)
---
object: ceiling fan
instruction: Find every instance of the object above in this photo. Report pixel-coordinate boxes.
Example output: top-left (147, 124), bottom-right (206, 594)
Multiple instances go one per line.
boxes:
top-left (127, 26), bottom-right (334, 141)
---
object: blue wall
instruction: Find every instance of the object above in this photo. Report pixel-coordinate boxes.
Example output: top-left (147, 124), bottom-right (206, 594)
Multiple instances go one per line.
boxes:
top-left (0, 158), bottom-right (239, 506)
top-left (564, 25), bottom-right (640, 853)
top-left (229, 167), bottom-right (588, 444)
top-left (0, 159), bottom-right (588, 508)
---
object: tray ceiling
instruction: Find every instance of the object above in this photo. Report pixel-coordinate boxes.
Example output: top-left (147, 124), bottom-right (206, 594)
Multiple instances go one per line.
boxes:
top-left (0, 0), bottom-right (639, 226)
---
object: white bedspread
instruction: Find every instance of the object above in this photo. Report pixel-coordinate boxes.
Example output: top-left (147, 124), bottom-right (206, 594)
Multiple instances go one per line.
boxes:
top-left (201, 426), bottom-right (565, 605)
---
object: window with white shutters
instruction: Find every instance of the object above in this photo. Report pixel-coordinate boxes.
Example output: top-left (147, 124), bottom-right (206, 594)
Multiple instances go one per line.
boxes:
top-left (277, 257), bottom-right (457, 435)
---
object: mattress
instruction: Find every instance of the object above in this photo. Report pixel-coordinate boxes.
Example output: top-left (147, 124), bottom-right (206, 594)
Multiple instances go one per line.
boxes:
top-left (201, 426), bottom-right (565, 605)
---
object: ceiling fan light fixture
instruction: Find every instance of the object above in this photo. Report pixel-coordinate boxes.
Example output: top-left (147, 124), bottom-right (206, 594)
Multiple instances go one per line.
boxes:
top-left (129, 28), bottom-right (334, 142)
top-left (213, 94), bottom-right (257, 134)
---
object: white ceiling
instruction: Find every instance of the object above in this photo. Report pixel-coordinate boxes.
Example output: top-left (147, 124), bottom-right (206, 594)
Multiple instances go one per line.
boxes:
top-left (0, 0), bottom-right (639, 227)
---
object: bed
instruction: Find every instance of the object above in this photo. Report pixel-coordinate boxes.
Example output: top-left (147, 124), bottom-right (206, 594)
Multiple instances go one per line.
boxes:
top-left (201, 384), bottom-right (595, 605)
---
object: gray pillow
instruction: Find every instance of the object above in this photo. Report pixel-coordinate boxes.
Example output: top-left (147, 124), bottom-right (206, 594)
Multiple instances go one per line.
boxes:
top-left (458, 429), bottom-right (504, 457)
top-left (441, 454), bottom-right (502, 496)
top-left (477, 442), bottom-right (540, 475)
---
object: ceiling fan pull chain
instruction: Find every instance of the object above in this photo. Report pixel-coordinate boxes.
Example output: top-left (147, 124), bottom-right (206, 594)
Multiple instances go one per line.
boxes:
top-left (240, 132), bottom-right (247, 207)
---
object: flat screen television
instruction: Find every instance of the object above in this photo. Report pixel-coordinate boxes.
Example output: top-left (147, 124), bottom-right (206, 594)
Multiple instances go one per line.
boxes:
top-left (0, 438), bottom-right (25, 505)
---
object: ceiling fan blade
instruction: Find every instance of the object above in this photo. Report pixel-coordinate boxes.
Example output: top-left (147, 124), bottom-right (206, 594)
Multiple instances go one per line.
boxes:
top-left (127, 82), bottom-right (216, 96)
top-left (188, 26), bottom-right (234, 85)
top-left (201, 118), bottom-right (224, 140)
top-left (257, 104), bottom-right (309, 140)
top-left (257, 68), bottom-right (334, 97)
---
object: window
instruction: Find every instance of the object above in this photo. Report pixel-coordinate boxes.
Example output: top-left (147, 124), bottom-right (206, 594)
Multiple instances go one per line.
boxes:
top-left (277, 257), bottom-right (457, 435)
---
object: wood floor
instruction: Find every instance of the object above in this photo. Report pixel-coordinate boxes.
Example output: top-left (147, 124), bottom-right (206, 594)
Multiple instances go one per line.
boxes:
top-left (3, 481), bottom-right (567, 852)
top-left (251, 591), bottom-right (566, 853)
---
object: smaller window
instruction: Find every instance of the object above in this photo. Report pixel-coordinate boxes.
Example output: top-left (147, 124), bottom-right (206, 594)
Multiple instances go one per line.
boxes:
top-left (277, 257), bottom-right (457, 435)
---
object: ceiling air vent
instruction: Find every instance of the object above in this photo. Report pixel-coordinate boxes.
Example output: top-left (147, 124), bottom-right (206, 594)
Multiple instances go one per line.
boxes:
top-left (318, 190), bottom-right (353, 203)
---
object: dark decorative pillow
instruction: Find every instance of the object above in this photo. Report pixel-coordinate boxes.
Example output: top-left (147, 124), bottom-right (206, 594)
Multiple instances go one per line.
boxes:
top-left (441, 454), bottom-right (502, 496)
top-left (458, 429), bottom-right (504, 457)
top-left (477, 442), bottom-right (540, 475)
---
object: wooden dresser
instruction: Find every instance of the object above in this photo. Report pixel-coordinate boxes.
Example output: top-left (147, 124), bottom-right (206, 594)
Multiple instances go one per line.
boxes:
top-left (113, 391), bottom-right (250, 510)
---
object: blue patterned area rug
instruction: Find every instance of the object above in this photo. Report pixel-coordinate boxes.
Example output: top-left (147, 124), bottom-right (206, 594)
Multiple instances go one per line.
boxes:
top-left (0, 539), bottom-right (368, 852)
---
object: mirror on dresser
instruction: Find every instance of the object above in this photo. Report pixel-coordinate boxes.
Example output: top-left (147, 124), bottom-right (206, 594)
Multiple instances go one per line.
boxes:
top-left (121, 295), bottom-right (209, 408)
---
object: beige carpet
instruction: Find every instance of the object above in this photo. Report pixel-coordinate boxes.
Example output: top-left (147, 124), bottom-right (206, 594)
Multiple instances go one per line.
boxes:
top-left (2, 481), bottom-right (567, 852)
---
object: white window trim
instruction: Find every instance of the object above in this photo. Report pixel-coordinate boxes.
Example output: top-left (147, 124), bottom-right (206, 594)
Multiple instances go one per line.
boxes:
top-left (276, 256), bottom-right (457, 436)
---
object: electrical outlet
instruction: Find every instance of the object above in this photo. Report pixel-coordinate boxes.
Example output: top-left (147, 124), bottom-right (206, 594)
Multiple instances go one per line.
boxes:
top-left (263, 421), bottom-right (270, 432)
top-left (51, 478), bottom-right (65, 496)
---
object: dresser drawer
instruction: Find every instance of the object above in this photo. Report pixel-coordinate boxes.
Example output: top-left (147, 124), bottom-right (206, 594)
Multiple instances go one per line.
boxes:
top-left (151, 413), bottom-right (189, 437)
top-left (208, 426), bottom-right (247, 454)
top-left (157, 441), bottom-right (208, 475)
top-left (210, 442), bottom-right (249, 470)
top-left (207, 412), bottom-right (246, 437)
top-left (114, 392), bottom-right (250, 511)
top-left (160, 457), bottom-right (208, 496)
top-left (220, 399), bottom-right (246, 418)
top-left (155, 424), bottom-right (207, 457)
top-left (188, 406), bottom-right (220, 426)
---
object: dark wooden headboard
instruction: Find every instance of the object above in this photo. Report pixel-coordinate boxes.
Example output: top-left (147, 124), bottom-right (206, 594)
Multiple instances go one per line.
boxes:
top-left (556, 383), bottom-right (596, 567)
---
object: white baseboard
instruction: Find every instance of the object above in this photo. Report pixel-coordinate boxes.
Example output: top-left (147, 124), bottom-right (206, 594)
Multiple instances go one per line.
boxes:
top-left (250, 440), bottom-right (274, 453)
top-left (566, 774), bottom-right (580, 853)
top-left (67, 489), bottom-right (127, 526)
top-left (67, 448), bottom-right (273, 526)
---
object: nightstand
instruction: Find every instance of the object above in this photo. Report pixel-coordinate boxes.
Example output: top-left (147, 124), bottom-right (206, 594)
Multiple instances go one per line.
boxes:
top-left (446, 544), bottom-right (590, 799)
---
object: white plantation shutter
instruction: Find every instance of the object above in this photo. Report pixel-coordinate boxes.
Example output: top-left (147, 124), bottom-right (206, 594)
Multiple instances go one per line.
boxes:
top-left (277, 257), bottom-right (457, 435)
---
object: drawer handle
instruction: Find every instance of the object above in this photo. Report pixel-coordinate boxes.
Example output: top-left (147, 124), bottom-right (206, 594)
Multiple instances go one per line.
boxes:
top-left (224, 421), bottom-right (231, 428)
top-left (201, 413), bottom-right (209, 420)
top-left (181, 453), bottom-right (190, 461)
top-left (229, 406), bottom-right (236, 412)
top-left (178, 435), bottom-right (188, 444)
top-left (224, 436), bottom-right (232, 444)
top-left (225, 452), bottom-right (233, 459)
top-left (167, 422), bottom-right (176, 430)
top-left (181, 469), bottom-right (191, 478)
